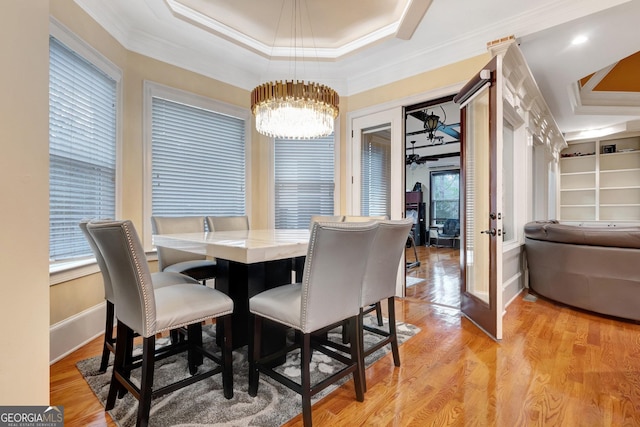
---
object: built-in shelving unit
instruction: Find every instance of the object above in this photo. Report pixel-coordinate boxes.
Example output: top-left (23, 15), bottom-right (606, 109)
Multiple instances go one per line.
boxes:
top-left (560, 135), bottom-right (640, 222)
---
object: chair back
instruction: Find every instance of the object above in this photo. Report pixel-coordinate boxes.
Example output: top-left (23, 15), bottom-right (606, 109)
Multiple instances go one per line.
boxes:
top-left (343, 215), bottom-right (388, 222)
top-left (79, 220), bottom-right (114, 302)
top-left (300, 221), bottom-right (378, 333)
top-left (361, 218), bottom-right (413, 307)
top-left (308, 215), bottom-right (344, 230)
top-left (151, 216), bottom-right (207, 270)
top-left (88, 220), bottom-right (157, 337)
top-left (206, 215), bottom-right (250, 232)
top-left (442, 219), bottom-right (460, 236)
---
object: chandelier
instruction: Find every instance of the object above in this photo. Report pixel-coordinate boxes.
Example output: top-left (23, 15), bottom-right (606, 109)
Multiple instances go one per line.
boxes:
top-left (251, 80), bottom-right (339, 139)
top-left (250, 0), bottom-right (339, 139)
top-left (424, 111), bottom-right (440, 141)
top-left (423, 106), bottom-right (446, 144)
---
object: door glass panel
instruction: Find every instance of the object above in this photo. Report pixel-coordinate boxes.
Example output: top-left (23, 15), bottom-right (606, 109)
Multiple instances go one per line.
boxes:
top-left (502, 121), bottom-right (514, 242)
top-left (464, 88), bottom-right (490, 304)
top-left (361, 127), bottom-right (391, 217)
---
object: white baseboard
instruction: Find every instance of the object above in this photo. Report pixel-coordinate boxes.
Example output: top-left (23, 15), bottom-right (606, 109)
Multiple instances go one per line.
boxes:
top-left (503, 270), bottom-right (525, 309)
top-left (50, 302), bottom-right (106, 364)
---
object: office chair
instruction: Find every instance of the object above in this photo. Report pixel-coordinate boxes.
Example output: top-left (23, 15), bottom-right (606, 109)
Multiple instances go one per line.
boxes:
top-left (436, 218), bottom-right (460, 248)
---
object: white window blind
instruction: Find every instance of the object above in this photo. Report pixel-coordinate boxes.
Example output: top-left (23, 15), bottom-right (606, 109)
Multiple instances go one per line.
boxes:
top-left (49, 37), bottom-right (117, 262)
top-left (151, 97), bottom-right (246, 217)
top-left (274, 136), bottom-right (335, 229)
top-left (361, 135), bottom-right (390, 217)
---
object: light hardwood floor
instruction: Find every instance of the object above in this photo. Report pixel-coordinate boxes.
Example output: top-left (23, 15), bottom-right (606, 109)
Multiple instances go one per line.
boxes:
top-left (51, 248), bottom-right (640, 426)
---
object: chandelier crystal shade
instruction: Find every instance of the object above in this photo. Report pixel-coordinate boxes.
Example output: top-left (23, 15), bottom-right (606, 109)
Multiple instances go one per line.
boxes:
top-left (251, 80), bottom-right (339, 139)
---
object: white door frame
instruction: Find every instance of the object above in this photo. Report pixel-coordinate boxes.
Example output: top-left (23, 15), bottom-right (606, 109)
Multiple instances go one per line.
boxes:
top-left (346, 85), bottom-right (463, 297)
top-left (349, 108), bottom-right (405, 297)
top-left (349, 108), bottom-right (403, 219)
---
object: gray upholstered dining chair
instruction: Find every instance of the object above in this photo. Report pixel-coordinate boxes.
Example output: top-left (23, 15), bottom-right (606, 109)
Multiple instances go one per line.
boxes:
top-left (151, 216), bottom-right (217, 284)
top-left (206, 215), bottom-right (250, 232)
top-left (248, 221), bottom-right (379, 427)
top-left (87, 220), bottom-right (234, 427)
top-left (79, 220), bottom-right (201, 372)
top-left (343, 215), bottom-right (390, 326)
top-left (357, 218), bottom-right (413, 391)
top-left (309, 219), bottom-right (413, 393)
top-left (343, 215), bottom-right (388, 222)
top-left (308, 214), bottom-right (344, 230)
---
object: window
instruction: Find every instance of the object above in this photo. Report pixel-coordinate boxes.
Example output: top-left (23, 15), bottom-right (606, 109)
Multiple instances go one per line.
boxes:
top-left (430, 170), bottom-right (460, 224)
top-left (150, 97), bottom-right (246, 218)
top-left (361, 131), bottom-right (390, 217)
top-left (49, 36), bottom-right (119, 263)
top-left (274, 135), bottom-right (335, 229)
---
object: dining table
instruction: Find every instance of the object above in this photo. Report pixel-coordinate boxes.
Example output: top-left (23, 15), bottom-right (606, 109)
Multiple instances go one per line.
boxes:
top-left (153, 229), bottom-right (310, 354)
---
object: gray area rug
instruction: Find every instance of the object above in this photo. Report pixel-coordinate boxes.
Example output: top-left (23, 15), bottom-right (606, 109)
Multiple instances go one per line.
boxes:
top-left (77, 316), bottom-right (420, 427)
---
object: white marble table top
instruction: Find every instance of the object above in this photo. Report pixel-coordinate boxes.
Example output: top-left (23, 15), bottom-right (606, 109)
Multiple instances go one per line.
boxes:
top-left (153, 229), bottom-right (310, 264)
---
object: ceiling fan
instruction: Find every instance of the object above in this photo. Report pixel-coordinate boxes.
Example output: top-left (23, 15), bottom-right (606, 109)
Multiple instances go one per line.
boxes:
top-left (405, 105), bottom-right (461, 142)
top-left (406, 141), bottom-right (438, 166)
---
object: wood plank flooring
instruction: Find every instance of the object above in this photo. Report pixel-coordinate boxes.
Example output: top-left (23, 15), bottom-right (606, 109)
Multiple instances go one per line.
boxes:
top-left (50, 247), bottom-right (640, 426)
top-left (405, 244), bottom-right (460, 308)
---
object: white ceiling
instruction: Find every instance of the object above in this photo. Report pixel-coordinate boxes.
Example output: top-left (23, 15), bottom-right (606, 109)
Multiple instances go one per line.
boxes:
top-left (73, 0), bottom-right (640, 137)
top-left (518, 0), bottom-right (640, 138)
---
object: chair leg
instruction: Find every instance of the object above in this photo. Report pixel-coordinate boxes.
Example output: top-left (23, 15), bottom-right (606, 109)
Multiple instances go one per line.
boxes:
top-left (357, 309), bottom-right (367, 393)
top-left (300, 333), bottom-right (313, 427)
top-left (187, 323), bottom-right (203, 375)
top-left (222, 315), bottom-right (234, 399)
top-left (137, 336), bottom-right (156, 427)
top-left (106, 321), bottom-right (128, 411)
top-left (341, 319), bottom-right (350, 344)
top-left (248, 315), bottom-right (262, 397)
top-left (293, 329), bottom-right (314, 365)
top-left (118, 326), bottom-right (134, 399)
top-left (349, 315), bottom-right (365, 402)
top-left (169, 329), bottom-right (180, 345)
top-left (100, 301), bottom-right (115, 372)
top-left (374, 302), bottom-right (384, 326)
top-left (387, 297), bottom-right (400, 367)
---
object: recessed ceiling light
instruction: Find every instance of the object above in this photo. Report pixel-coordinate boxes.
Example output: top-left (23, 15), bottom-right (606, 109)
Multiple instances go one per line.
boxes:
top-left (571, 35), bottom-right (588, 45)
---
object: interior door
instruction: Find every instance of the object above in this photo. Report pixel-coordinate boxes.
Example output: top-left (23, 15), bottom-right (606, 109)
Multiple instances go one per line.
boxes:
top-left (454, 55), bottom-right (503, 340)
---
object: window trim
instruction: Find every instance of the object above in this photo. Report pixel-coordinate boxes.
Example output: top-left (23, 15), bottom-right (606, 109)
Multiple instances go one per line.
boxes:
top-left (48, 18), bottom-right (123, 283)
top-left (142, 80), bottom-right (252, 250)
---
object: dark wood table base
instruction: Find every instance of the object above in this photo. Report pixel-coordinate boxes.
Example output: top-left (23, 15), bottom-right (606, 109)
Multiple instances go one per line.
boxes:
top-left (214, 258), bottom-right (295, 358)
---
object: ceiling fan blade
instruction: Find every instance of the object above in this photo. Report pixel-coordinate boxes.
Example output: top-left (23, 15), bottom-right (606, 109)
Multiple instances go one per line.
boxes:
top-left (418, 157), bottom-right (438, 163)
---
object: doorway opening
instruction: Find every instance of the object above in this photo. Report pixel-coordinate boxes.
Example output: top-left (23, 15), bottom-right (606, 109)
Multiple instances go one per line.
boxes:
top-left (404, 95), bottom-right (461, 308)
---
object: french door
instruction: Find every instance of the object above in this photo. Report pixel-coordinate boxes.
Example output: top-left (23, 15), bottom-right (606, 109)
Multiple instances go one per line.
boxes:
top-left (455, 55), bottom-right (503, 340)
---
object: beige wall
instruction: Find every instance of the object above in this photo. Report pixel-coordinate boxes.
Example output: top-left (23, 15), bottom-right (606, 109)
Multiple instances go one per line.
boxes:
top-left (46, 0), bottom-right (486, 348)
top-left (0, 1), bottom-right (51, 404)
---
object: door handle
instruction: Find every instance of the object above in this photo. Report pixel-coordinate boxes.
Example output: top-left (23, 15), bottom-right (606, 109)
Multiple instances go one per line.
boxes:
top-left (480, 228), bottom-right (496, 236)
